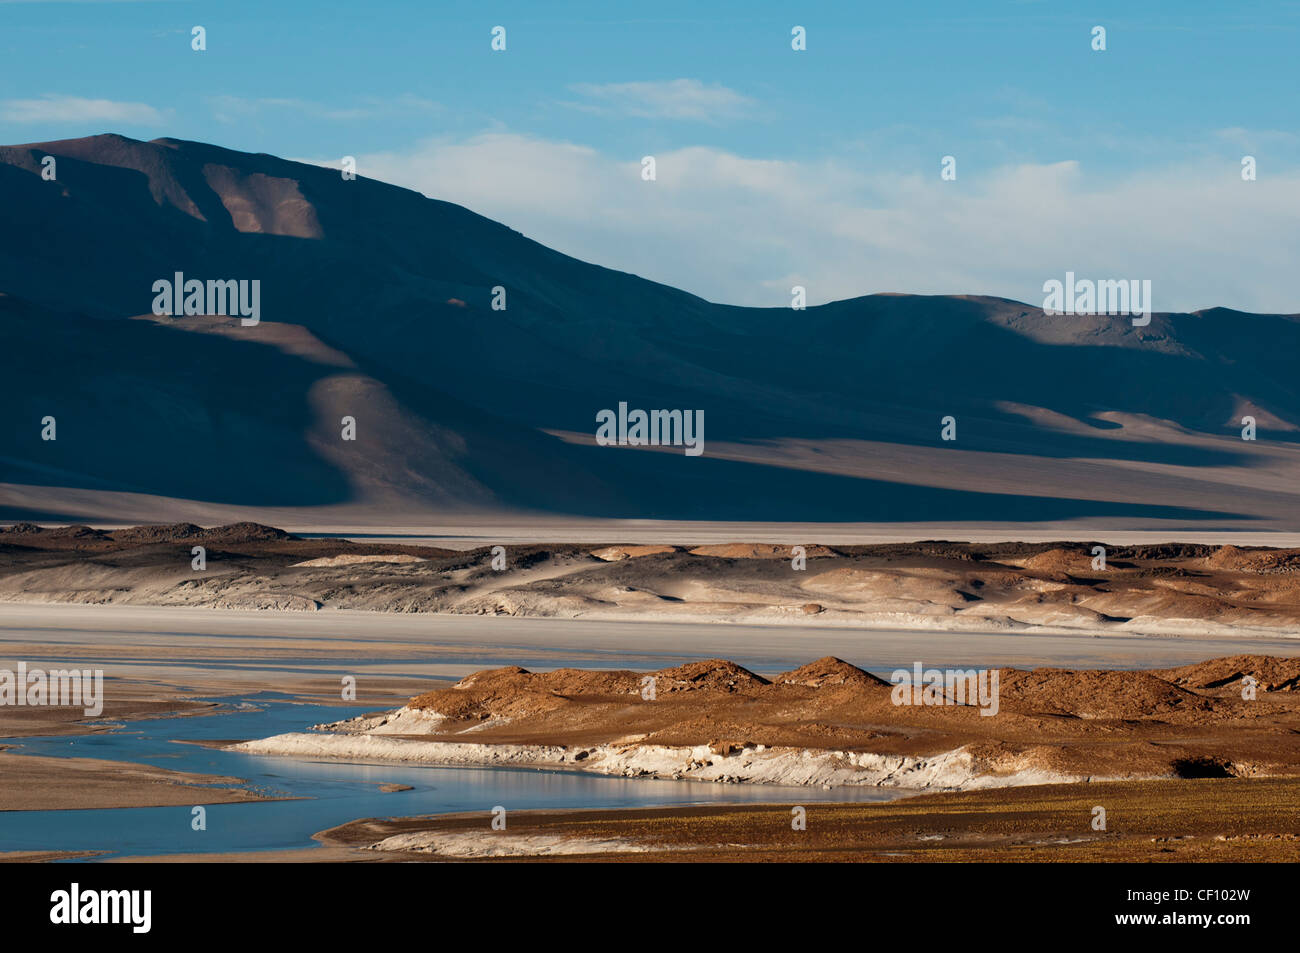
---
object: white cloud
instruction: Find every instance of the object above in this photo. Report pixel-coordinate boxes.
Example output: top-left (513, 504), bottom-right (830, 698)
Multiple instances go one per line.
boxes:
top-left (341, 132), bottom-right (1300, 314)
top-left (1213, 126), bottom-right (1300, 150)
top-left (0, 94), bottom-right (165, 124)
top-left (564, 79), bottom-right (753, 121)
top-left (209, 94), bottom-right (438, 123)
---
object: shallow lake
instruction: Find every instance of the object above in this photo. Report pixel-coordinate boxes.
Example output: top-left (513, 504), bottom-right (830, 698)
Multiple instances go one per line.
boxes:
top-left (0, 694), bottom-right (895, 860)
top-left (2, 605), bottom-right (1295, 859)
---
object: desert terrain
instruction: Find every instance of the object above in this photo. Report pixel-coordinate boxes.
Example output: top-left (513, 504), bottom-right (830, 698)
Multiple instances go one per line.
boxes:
top-left (237, 653), bottom-right (1300, 791)
top-left (3, 522), bottom-right (1299, 860)
top-left (5, 522), bottom-right (1300, 637)
top-left (225, 651), bottom-right (1300, 863)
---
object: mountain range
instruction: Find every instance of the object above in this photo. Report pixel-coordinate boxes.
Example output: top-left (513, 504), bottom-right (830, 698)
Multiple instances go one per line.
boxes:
top-left (3, 133), bottom-right (1299, 534)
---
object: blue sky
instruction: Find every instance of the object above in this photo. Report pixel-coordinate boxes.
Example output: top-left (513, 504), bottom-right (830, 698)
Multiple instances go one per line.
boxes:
top-left (3, 0), bottom-right (1298, 311)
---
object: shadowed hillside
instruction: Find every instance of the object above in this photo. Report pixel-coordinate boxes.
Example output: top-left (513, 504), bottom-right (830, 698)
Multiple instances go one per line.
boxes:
top-left (2, 134), bottom-right (1298, 529)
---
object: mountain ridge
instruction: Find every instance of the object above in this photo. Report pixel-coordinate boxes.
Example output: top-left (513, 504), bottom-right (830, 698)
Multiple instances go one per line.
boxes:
top-left (3, 133), bottom-right (1299, 530)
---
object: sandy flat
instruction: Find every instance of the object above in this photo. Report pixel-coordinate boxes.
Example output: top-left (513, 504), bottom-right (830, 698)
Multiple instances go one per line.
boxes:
top-left (0, 751), bottom-right (274, 811)
top-left (0, 850), bottom-right (107, 862)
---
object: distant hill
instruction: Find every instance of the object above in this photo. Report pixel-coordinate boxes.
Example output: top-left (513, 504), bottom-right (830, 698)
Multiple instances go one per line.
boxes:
top-left (3, 134), bottom-right (1299, 531)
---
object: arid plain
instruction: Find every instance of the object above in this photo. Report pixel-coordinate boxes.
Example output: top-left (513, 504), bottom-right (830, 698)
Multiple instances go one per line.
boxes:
top-left (1, 522), bottom-right (1298, 862)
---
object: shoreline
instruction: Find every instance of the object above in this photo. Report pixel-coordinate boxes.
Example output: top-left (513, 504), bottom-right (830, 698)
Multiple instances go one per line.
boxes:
top-left (310, 777), bottom-right (1300, 862)
top-left (230, 733), bottom-right (1093, 791)
top-left (229, 651), bottom-right (1300, 798)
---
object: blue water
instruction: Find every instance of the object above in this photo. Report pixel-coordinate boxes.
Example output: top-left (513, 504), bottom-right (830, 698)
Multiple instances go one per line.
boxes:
top-left (0, 694), bottom-right (893, 859)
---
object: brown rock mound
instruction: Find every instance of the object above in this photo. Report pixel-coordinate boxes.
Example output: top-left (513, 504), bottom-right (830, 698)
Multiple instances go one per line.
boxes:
top-left (411, 665), bottom-right (643, 721)
top-left (389, 655), bottom-right (1300, 776)
top-left (1156, 655), bottom-right (1300, 693)
top-left (997, 667), bottom-right (1206, 719)
top-left (687, 543), bottom-right (836, 559)
top-left (1204, 545), bottom-right (1300, 574)
top-left (409, 660), bottom-right (772, 723)
top-left (1017, 547), bottom-right (1095, 574)
top-left (45, 525), bottom-right (108, 539)
top-left (107, 522), bottom-right (295, 544)
top-left (0, 522), bottom-right (45, 535)
top-left (108, 523), bottom-right (206, 543)
top-left (206, 522), bottom-right (294, 542)
top-left (1204, 545), bottom-right (1251, 570)
top-left (590, 545), bottom-right (677, 561)
top-left (775, 657), bottom-right (888, 689)
top-left (650, 659), bottom-right (770, 693)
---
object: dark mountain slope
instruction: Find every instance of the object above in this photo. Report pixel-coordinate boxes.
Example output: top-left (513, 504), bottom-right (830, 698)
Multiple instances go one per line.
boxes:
top-left (1, 134), bottom-right (1296, 527)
